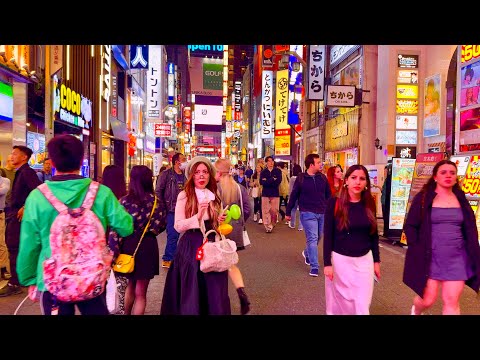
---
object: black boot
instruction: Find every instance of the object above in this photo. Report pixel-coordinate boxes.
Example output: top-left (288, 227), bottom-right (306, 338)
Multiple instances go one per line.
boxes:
top-left (237, 287), bottom-right (251, 315)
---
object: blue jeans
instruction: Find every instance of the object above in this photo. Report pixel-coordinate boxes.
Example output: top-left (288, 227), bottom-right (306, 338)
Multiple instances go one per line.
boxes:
top-left (290, 200), bottom-right (303, 230)
top-left (300, 212), bottom-right (324, 270)
top-left (163, 212), bottom-right (180, 261)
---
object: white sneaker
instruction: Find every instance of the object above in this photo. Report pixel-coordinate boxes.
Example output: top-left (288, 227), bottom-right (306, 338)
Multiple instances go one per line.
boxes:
top-left (298, 228), bottom-right (303, 231)
top-left (288, 223), bottom-right (295, 229)
top-left (258, 218), bottom-right (263, 224)
top-left (253, 214), bottom-right (258, 222)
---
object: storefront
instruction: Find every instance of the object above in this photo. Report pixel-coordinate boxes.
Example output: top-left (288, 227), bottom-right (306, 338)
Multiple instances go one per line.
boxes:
top-left (324, 108), bottom-right (360, 172)
top-left (52, 73), bottom-right (92, 177)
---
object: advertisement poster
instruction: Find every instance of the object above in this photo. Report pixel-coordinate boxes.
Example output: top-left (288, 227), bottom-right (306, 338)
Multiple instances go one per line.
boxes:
top-left (450, 155), bottom-right (471, 186)
top-left (26, 131), bottom-right (46, 169)
top-left (389, 157), bottom-right (416, 230)
top-left (460, 154), bottom-right (480, 198)
top-left (396, 84), bottom-right (419, 99)
top-left (396, 99), bottom-right (418, 114)
top-left (396, 115), bottom-right (418, 130)
top-left (397, 69), bottom-right (418, 84)
top-left (400, 153), bottom-right (444, 245)
top-left (424, 74), bottom-right (441, 137)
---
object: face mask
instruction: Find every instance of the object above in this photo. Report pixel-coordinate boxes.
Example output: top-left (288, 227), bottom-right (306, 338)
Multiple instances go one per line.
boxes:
top-left (179, 161), bottom-right (188, 171)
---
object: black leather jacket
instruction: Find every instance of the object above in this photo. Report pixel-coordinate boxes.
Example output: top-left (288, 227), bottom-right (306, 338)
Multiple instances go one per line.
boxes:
top-left (155, 168), bottom-right (185, 213)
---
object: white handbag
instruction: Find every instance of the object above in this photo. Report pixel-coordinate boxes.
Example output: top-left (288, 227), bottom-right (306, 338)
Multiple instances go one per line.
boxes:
top-left (251, 186), bottom-right (259, 198)
top-left (197, 229), bottom-right (239, 273)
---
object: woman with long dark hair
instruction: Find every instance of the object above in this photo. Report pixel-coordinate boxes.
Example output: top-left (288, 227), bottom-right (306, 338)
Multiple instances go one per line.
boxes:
top-left (250, 163), bottom-right (264, 223)
top-left (287, 164), bottom-right (303, 230)
top-left (117, 165), bottom-right (165, 315)
top-left (403, 160), bottom-right (480, 315)
top-left (102, 165), bottom-right (127, 200)
top-left (323, 164), bottom-right (380, 315)
top-left (160, 156), bottom-right (231, 315)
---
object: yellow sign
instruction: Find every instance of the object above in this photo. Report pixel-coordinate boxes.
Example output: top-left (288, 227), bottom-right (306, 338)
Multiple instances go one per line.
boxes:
top-left (275, 69), bottom-right (289, 130)
top-left (274, 129), bottom-right (291, 156)
top-left (396, 99), bottom-right (418, 114)
top-left (396, 84), bottom-right (418, 99)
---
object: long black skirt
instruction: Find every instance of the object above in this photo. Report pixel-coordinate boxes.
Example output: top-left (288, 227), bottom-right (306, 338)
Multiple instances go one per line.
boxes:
top-left (160, 226), bottom-right (231, 315)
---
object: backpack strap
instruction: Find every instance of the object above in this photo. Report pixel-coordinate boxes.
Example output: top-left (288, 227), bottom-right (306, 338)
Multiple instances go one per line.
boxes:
top-left (37, 183), bottom-right (68, 214)
top-left (82, 181), bottom-right (100, 210)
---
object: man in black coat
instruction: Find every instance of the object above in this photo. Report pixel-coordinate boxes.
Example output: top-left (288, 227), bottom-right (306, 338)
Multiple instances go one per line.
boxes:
top-left (1, 146), bottom-right (41, 297)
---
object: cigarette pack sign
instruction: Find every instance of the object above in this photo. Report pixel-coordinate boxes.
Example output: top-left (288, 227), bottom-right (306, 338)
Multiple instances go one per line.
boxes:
top-left (460, 155), bottom-right (480, 197)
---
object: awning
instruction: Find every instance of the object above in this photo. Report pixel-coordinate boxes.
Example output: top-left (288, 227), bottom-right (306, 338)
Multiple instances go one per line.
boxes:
top-left (0, 63), bottom-right (33, 84)
top-left (110, 117), bottom-right (130, 141)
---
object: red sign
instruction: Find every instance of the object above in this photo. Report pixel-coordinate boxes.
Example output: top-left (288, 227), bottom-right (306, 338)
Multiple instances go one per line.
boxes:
top-left (154, 123), bottom-right (172, 137)
top-left (184, 106), bottom-right (192, 124)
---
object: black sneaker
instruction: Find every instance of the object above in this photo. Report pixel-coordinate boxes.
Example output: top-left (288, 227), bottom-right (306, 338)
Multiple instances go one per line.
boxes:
top-left (302, 250), bottom-right (310, 266)
top-left (0, 283), bottom-right (23, 297)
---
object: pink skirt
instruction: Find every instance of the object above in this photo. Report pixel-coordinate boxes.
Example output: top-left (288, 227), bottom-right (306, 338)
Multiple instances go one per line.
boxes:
top-left (325, 250), bottom-right (374, 315)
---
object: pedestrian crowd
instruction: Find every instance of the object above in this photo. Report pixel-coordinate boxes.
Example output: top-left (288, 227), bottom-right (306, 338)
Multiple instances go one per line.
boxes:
top-left (1, 135), bottom-right (479, 316)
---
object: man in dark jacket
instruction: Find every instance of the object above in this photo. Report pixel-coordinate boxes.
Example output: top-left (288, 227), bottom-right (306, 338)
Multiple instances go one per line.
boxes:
top-left (155, 153), bottom-right (186, 268)
top-left (286, 154), bottom-right (331, 277)
top-left (1, 145), bottom-right (41, 296)
top-left (260, 156), bottom-right (282, 233)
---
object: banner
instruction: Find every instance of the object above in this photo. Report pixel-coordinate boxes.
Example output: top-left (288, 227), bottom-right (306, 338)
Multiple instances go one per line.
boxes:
top-left (307, 45), bottom-right (325, 100)
top-left (389, 157), bottom-right (416, 230)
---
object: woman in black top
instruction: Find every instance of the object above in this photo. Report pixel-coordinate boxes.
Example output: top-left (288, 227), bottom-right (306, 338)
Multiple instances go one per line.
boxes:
top-left (323, 164), bottom-right (381, 315)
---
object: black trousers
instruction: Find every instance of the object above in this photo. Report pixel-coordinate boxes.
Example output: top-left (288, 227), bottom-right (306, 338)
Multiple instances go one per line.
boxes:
top-left (40, 290), bottom-right (110, 315)
top-left (5, 212), bottom-right (20, 286)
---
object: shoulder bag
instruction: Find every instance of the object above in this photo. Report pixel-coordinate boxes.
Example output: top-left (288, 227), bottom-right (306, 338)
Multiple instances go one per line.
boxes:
top-left (237, 184), bottom-right (251, 247)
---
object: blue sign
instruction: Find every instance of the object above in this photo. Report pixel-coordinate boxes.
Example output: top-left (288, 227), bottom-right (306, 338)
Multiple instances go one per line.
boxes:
top-left (130, 45), bottom-right (149, 69)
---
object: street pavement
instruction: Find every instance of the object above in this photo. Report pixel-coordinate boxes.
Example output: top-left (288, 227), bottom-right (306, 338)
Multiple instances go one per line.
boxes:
top-left (2, 213), bottom-right (480, 315)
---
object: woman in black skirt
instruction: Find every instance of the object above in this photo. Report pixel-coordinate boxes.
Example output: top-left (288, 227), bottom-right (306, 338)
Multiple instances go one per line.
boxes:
top-left (117, 165), bottom-right (165, 315)
top-left (160, 156), bottom-right (230, 315)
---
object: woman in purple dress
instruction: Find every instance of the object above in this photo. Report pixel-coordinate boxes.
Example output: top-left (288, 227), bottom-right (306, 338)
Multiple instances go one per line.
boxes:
top-left (403, 160), bottom-right (480, 315)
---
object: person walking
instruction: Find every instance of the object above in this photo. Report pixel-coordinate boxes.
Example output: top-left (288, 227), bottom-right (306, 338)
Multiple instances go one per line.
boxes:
top-left (1, 145), bottom-right (41, 297)
top-left (287, 164), bottom-right (303, 231)
top-left (326, 164), bottom-right (344, 197)
top-left (37, 158), bottom-right (53, 183)
top-left (160, 156), bottom-right (230, 315)
top-left (0, 174), bottom-right (10, 283)
top-left (102, 164), bottom-right (128, 315)
top-left (286, 154), bottom-right (331, 277)
top-left (214, 158), bottom-right (252, 315)
top-left (250, 163), bottom-right (264, 224)
top-left (323, 164), bottom-right (381, 315)
top-left (155, 153), bottom-right (187, 269)
top-left (260, 156), bottom-right (282, 233)
top-left (403, 159), bottom-right (480, 315)
top-left (117, 165), bottom-right (166, 315)
top-left (16, 135), bottom-right (133, 315)
top-left (278, 162), bottom-right (290, 221)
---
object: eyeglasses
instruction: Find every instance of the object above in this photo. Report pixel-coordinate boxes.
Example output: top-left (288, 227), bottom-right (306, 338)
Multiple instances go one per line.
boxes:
top-left (194, 171), bottom-right (209, 177)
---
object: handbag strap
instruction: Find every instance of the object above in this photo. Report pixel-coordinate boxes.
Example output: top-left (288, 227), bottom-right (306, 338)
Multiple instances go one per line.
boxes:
top-left (132, 196), bottom-right (157, 258)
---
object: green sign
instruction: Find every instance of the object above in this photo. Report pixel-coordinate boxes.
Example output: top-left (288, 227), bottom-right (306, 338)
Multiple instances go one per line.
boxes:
top-left (203, 63), bottom-right (223, 90)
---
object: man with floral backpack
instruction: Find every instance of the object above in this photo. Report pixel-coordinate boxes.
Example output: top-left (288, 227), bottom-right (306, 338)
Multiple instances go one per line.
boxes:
top-left (17, 135), bottom-right (133, 315)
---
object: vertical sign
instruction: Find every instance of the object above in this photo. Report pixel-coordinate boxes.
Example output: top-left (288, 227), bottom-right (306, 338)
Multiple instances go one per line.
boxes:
top-left (168, 62), bottom-right (175, 105)
top-left (234, 81), bottom-right (242, 116)
top-left (307, 45), bottom-right (325, 100)
top-left (51, 45), bottom-right (63, 75)
top-left (261, 70), bottom-right (273, 139)
top-left (147, 45), bottom-right (161, 121)
top-left (288, 45), bottom-right (303, 125)
top-left (389, 157), bottom-right (416, 230)
top-left (275, 69), bottom-right (290, 155)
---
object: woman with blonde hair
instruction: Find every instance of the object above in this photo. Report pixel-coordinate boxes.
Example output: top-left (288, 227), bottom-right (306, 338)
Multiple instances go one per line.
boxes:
top-left (161, 156), bottom-right (230, 315)
top-left (214, 158), bottom-right (252, 315)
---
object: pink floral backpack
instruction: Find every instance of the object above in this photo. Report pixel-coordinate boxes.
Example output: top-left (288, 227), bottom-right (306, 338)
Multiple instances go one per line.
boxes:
top-left (37, 181), bottom-right (113, 302)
